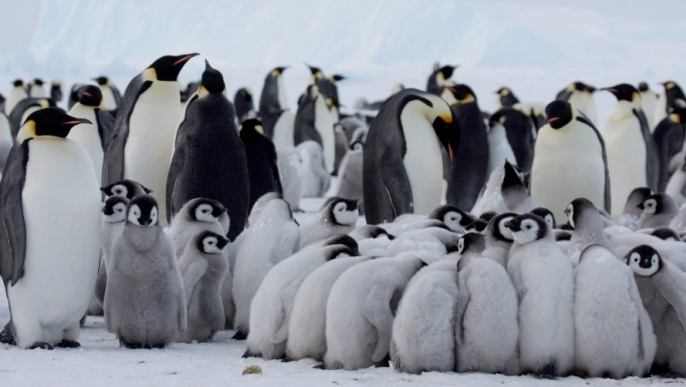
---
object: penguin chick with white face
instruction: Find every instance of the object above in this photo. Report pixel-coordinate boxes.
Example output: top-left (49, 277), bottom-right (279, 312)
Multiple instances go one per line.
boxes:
top-left (530, 207), bottom-right (556, 230)
top-left (93, 196), bottom-right (129, 312)
top-left (428, 204), bottom-right (474, 234)
top-left (626, 245), bottom-right (686, 375)
top-left (564, 198), bottom-right (616, 265)
top-left (335, 140), bottom-right (365, 213)
top-left (244, 237), bottom-right (359, 360)
top-left (485, 212), bottom-right (517, 252)
top-left (299, 197), bottom-right (358, 249)
top-left (101, 179), bottom-right (152, 200)
top-left (456, 232), bottom-right (486, 270)
top-left (105, 195), bottom-right (186, 348)
top-left (639, 193), bottom-right (679, 229)
top-left (574, 245), bottom-right (656, 378)
top-left (506, 213), bottom-right (575, 377)
top-left (619, 187), bottom-right (653, 231)
top-left (164, 198), bottom-right (229, 258)
top-left (176, 231), bottom-right (229, 343)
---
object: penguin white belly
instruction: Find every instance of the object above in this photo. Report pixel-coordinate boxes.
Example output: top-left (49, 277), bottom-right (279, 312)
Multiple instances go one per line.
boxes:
top-left (641, 93), bottom-right (658, 131)
top-left (604, 118), bottom-right (647, 216)
top-left (5, 89), bottom-right (27, 114)
top-left (487, 123), bottom-right (517, 176)
top-left (0, 113), bottom-right (11, 143)
top-left (100, 86), bottom-right (117, 110)
top-left (314, 95), bottom-right (335, 173)
top-left (402, 109), bottom-right (443, 215)
top-left (8, 140), bottom-right (101, 347)
top-left (531, 127), bottom-right (605, 221)
top-left (67, 105), bottom-right (103, 184)
top-left (277, 77), bottom-right (288, 111)
top-left (272, 111), bottom-right (295, 150)
top-left (124, 81), bottom-right (180, 224)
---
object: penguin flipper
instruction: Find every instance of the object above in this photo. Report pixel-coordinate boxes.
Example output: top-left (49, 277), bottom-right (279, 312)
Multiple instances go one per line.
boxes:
top-left (272, 281), bottom-right (300, 345)
top-left (0, 141), bottom-right (28, 287)
top-left (166, 142), bottom-right (186, 224)
top-left (634, 108), bottom-right (660, 192)
top-left (556, 88), bottom-right (571, 101)
top-left (95, 109), bottom-right (115, 151)
top-left (455, 269), bottom-right (471, 347)
top-left (576, 115), bottom-right (612, 214)
top-left (652, 120), bottom-right (684, 191)
top-left (361, 270), bottom-right (404, 363)
top-left (181, 259), bottom-right (207, 309)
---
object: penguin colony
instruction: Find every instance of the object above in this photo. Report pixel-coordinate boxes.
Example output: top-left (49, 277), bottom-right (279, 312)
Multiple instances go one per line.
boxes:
top-left (3, 56), bottom-right (686, 381)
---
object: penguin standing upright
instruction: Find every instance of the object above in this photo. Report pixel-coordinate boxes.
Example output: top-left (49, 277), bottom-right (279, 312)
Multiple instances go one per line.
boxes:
top-left (67, 85), bottom-right (115, 185)
top-left (602, 84), bottom-right (659, 216)
top-left (233, 87), bottom-right (254, 122)
top-left (489, 107), bottom-right (535, 172)
top-left (426, 64), bottom-right (457, 95)
top-left (93, 76), bottom-right (123, 111)
top-left (531, 100), bottom-right (610, 221)
top-left (102, 53), bottom-right (198, 227)
top-left (363, 88), bottom-right (460, 224)
top-left (27, 78), bottom-right (46, 98)
top-left (495, 87), bottom-right (520, 108)
top-left (49, 80), bottom-right (62, 103)
top-left (653, 107), bottom-right (686, 192)
top-left (655, 81), bottom-right (686, 126)
top-left (239, 118), bottom-right (282, 211)
top-left (441, 84), bottom-right (489, 210)
top-left (293, 84), bottom-right (335, 173)
top-left (638, 82), bottom-right (659, 130)
top-left (556, 81), bottom-right (598, 125)
top-left (166, 60), bottom-right (248, 240)
top-left (258, 66), bottom-right (292, 141)
top-left (4, 80), bottom-right (27, 114)
top-left (0, 108), bottom-right (101, 349)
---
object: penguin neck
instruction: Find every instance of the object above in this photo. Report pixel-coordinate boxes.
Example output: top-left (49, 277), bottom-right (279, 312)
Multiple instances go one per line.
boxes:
top-left (123, 224), bottom-right (162, 251)
top-left (609, 100), bottom-right (638, 121)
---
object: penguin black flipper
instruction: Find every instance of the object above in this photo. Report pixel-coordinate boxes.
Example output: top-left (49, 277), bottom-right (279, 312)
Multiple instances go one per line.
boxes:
top-left (653, 118), bottom-right (685, 192)
top-left (166, 139), bottom-right (186, 224)
top-left (576, 114), bottom-right (612, 213)
top-left (95, 108), bottom-right (115, 150)
top-left (102, 78), bottom-right (152, 186)
top-left (0, 141), bottom-right (29, 287)
top-left (111, 85), bottom-right (123, 108)
top-left (556, 88), bottom-right (571, 101)
top-left (634, 108), bottom-right (660, 192)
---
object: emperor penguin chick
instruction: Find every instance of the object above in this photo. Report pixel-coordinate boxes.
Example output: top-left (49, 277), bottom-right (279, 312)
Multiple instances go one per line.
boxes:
top-left (564, 198), bottom-right (616, 266)
top-left (92, 196), bottom-right (129, 313)
top-left (101, 179), bottom-right (152, 200)
top-left (299, 197), bottom-right (358, 249)
top-left (177, 231), bottom-right (229, 343)
top-left (638, 193), bottom-right (679, 229)
top-left (618, 187), bottom-right (652, 231)
top-left (105, 195), bottom-right (187, 349)
top-left (164, 198), bottom-right (229, 258)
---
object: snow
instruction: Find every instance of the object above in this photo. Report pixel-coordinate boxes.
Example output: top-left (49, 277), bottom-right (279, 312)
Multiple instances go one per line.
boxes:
top-left (2, 0), bottom-right (686, 385)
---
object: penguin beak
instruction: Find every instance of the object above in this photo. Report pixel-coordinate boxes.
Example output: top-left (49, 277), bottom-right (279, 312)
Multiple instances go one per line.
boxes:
top-left (506, 221), bottom-right (520, 232)
top-left (174, 53), bottom-right (199, 66)
top-left (547, 116), bottom-right (560, 124)
top-left (601, 87), bottom-right (618, 94)
top-left (63, 118), bottom-right (92, 126)
top-left (433, 114), bottom-right (460, 163)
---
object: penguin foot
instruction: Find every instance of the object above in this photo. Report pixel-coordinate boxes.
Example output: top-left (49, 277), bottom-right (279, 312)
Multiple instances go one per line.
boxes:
top-left (231, 331), bottom-right (247, 340)
top-left (280, 356), bottom-right (294, 363)
top-left (119, 338), bottom-right (143, 349)
top-left (79, 314), bottom-right (87, 327)
top-left (312, 363), bottom-right (326, 370)
top-left (536, 362), bottom-right (556, 379)
top-left (0, 322), bottom-right (16, 345)
top-left (242, 349), bottom-right (259, 358)
top-left (56, 339), bottom-right (81, 348)
top-left (28, 342), bottom-right (54, 350)
top-left (224, 319), bottom-right (234, 330)
top-left (373, 354), bottom-right (391, 368)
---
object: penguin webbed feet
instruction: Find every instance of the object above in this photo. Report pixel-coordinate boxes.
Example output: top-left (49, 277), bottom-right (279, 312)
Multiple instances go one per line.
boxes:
top-left (56, 339), bottom-right (81, 348)
top-left (0, 322), bottom-right (16, 345)
top-left (312, 363), bottom-right (326, 370)
top-left (231, 331), bottom-right (247, 340)
top-left (535, 361), bottom-right (557, 379)
top-left (242, 349), bottom-right (259, 358)
top-left (28, 342), bottom-right (54, 350)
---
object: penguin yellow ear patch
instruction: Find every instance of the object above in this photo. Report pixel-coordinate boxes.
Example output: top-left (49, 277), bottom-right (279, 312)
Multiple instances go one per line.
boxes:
top-left (632, 91), bottom-right (639, 101)
top-left (670, 113), bottom-right (681, 123)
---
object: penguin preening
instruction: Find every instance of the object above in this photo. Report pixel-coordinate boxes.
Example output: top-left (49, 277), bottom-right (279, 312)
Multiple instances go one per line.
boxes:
top-left (363, 88), bottom-right (460, 224)
top-left (102, 52), bottom-right (198, 227)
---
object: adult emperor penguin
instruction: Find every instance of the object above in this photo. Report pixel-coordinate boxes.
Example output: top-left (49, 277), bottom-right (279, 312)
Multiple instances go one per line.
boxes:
top-left (102, 52), bottom-right (198, 227)
top-left (0, 108), bottom-right (101, 349)
top-left (166, 60), bottom-right (249, 240)
top-left (67, 85), bottom-right (115, 185)
top-left (293, 84), bottom-right (336, 173)
top-left (489, 107), bottom-right (535, 172)
top-left (495, 87), bottom-right (520, 108)
top-left (531, 100), bottom-right (610, 222)
top-left (441, 84), bottom-right (489, 211)
top-left (239, 118), bottom-right (282, 211)
top-left (655, 81), bottom-right (686, 126)
top-left (426, 64), bottom-right (457, 95)
top-left (574, 245), bottom-right (656, 378)
top-left (50, 80), bottom-right (62, 103)
top-left (556, 81), bottom-right (598, 125)
top-left (653, 106), bottom-right (686, 192)
top-left (10, 98), bottom-right (55, 139)
top-left (506, 213), bottom-right (575, 377)
top-left (638, 82), bottom-right (659, 130)
top-left (602, 83), bottom-right (659, 216)
top-left (233, 87), bottom-right (254, 122)
top-left (363, 88), bottom-right (460, 224)
top-left (27, 78), bottom-right (46, 98)
top-left (93, 76), bottom-right (123, 111)
top-left (5, 79), bottom-right (28, 114)
top-left (258, 66), bottom-right (289, 139)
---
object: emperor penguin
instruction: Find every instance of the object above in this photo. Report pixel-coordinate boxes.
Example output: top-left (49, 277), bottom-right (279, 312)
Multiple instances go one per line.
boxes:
top-left (655, 81), bottom-right (686, 126)
top-left (164, 197), bottom-right (229, 258)
top-left (638, 82), bottom-right (659, 130)
top-left (10, 98), bottom-right (55, 139)
top-left (627, 245), bottom-right (686, 375)
top-left (0, 108), bottom-right (101, 349)
top-left (564, 198), bottom-right (616, 265)
top-left (67, 85), bottom-right (115, 185)
top-left (455, 232), bottom-right (486, 269)
top-left (428, 204), bottom-right (473, 234)
top-left (619, 187), bottom-right (653, 231)
top-left (102, 52), bottom-right (198, 227)
top-left (176, 230), bottom-right (229, 343)
top-left (166, 60), bottom-right (249, 240)
top-left (363, 88), bottom-right (461, 224)
top-left (653, 107), bottom-right (686, 191)
top-left (233, 87), bottom-right (254, 122)
top-left (506, 213), bottom-right (575, 377)
top-left (105, 195), bottom-right (186, 348)
top-left (495, 87), bottom-right (520, 108)
top-left (232, 198), bottom-right (300, 339)
top-left (484, 212), bottom-right (517, 254)
top-left (638, 193), bottom-right (679, 229)
top-left (50, 80), bottom-right (62, 103)
top-left (335, 140), bottom-right (365, 213)
top-left (101, 179), bottom-right (152, 200)
top-left (258, 66), bottom-right (289, 139)
top-left (299, 197), bottom-right (358, 249)
top-left (489, 107), bottom-right (535, 172)
top-left (28, 78), bottom-right (46, 98)
top-left (602, 84), bottom-right (660, 216)
top-left (501, 160), bottom-right (537, 214)
top-left (531, 100), bottom-right (610, 222)
top-left (239, 118), bottom-right (282, 211)
top-left (441, 84), bottom-right (489, 210)
top-left (5, 79), bottom-right (28, 114)
top-left (485, 112), bottom-right (518, 177)
top-left (574, 244), bottom-right (656, 378)
top-left (244, 238), bottom-right (359, 360)
top-left (286, 254), bottom-right (373, 361)
top-left (276, 147), bottom-right (304, 211)
top-left (531, 207), bottom-right (557, 230)
top-left (323, 252), bottom-right (427, 370)
top-left (0, 112), bottom-right (13, 168)
top-left (426, 64), bottom-right (457, 95)
top-left (93, 196), bottom-right (129, 310)
top-left (555, 81), bottom-right (598, 125)
top-left (93, 76), bottom-right (123, 111)
top-left (293, 84), bottom-right (336, 173)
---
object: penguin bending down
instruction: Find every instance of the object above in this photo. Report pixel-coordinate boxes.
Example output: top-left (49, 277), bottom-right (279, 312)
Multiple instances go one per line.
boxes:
top-left (105, 195), bottom-right (186, 348)
top-left (299, 197), bottom-right (358, 249)
top-left (426, 64), bottom-right (457, 95)
top-left (102, 52), bottom-right (198, 227)
top-left (0, 109), bottom-right (101, 349)
top-left (363, 88), bottom-right (461, 224)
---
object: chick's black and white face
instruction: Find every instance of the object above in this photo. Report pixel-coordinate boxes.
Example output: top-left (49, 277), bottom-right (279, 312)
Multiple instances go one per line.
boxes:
top-left (565, 204), bottom-right (575, 228)
top-left (202, 236), bottom-right (223, 254)
top-left (641, 198), bottom-right (657, 215)
top-left (109, 184), bottom-right (128, 198)
top-left (509, 216), bottom-right (546, 245)
top-left (332, 201), bottom-right (358, 226)
top-left (497, 216), bottom-right (514, 241)
top-left (194, 203), bottom-right (219, 222)
top-left (443, 211), bottom-right (464, 233)
top-left (103, 201), bottom-right (128, 223)
top-left (128, 204), bottom-right (158, 227)
top-left (627, 250), bottom-right (660, 277)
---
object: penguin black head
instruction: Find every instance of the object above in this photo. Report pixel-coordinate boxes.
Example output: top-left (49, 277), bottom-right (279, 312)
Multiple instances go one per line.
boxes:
top-left (457, 232), bottom-right (485, 255)
top-left (446, 84), bottom-right (477, 104)
top-left (638, 82), bottom-right (650, 92)
top-left (544, 100), bottom-right (573, 129)
top-left (625, 245), bottom-right (662, 277)
top-left (506, 213), bottom-right (549, 245)
top-left (322, 197), bottom-right (359, 226)
top-left (190, 198), bottom-right (227, 222)
top-left (32, 78), bottom-right (44, 86)
top-left (487, 212), bottom-right (518, 242)
top-left (102, 196), bottom-right (129, 223)
top-left (437, 65), bottom-right (457, 80)
top-left (428, 204), bottom-right (473, 233)
top-left (22, 108), bottom-right (91, 138)
top-left (13, 79), bottom-right (24, 87)
top-left (480, 211), bottom-right (497, 222)
top-left (530, 207), bottom-right (556, 230)
top-left (555, 230), bottom-right (572, 241)
top-left (331, 74), bottom-right (345, 82)
top-left (349, 140), bottom-right (364, 152)
top-left (196, 230), bottom-right (230, 254)
top-left (77, 85), bottom-right (103, 107)
top-left (306, 64), bottom-right (323, 78)
top-left (501, 160), bottom-right (527, 204)
top-left (201, 60), bottom-right (226, 94)
top-left (496, 87), bottom-right (512, 96)
top-left (127, 195), bottom-right (159, 227)
top-left (147, 53), bottom-right (199, 82)
top-left (240, 118), bottom-right (266, 136)
top-left (320, 234), bottom-right (360, 257)
top-left (93, 76), bottom-right (109, 86)
top-left (465, 219), bottom-right (488, 233)
top-left (638, 193), bottom-right (676, 216)
top-left (272, 66), bottom-right (288, 76)
top-left (651, 227), bottom-right (680, 242)
top-left (602, 83), bottom-right (639, 102)
top-left (564, 198), bottom-right (598, 229)
top-left (100, 179), bottom-right (153, 199)
top-left (571, 81), bottom-right (595, 93)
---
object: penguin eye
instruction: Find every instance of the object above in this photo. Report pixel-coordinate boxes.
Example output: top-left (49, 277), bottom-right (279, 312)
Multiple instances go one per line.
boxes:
top-left (526, 224), bottom-right (532, 230)
top-left (634, 257), bottom-right (639, 263)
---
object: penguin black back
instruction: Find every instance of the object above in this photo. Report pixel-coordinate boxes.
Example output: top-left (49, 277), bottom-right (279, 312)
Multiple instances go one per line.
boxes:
top-left (233, 88), bottom-right (254, 122)
top-left (239, 118), bottom-right (282, 211)
top-left (653, 107), bottom-right (686, 192)
top-left (490, 107), bottom-right (535, 172)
